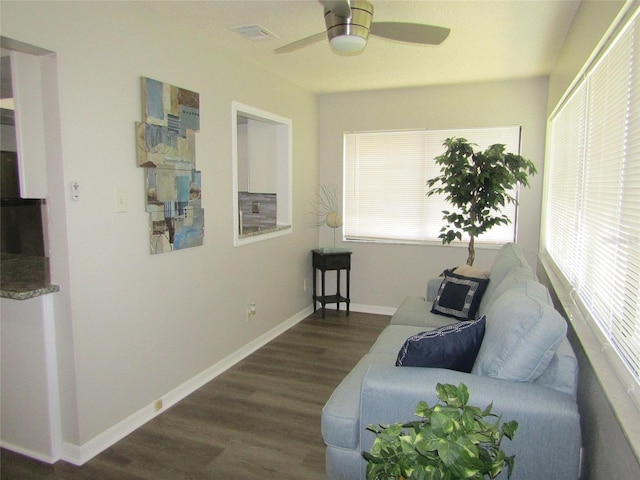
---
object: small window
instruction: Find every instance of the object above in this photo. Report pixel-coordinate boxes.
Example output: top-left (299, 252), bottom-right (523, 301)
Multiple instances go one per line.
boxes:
top-left (232, 102), bottom-right (292, 246)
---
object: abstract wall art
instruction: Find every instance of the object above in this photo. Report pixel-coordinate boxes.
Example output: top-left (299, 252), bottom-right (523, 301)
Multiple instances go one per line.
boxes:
top-left (136, 77), bottom-right (204, 254)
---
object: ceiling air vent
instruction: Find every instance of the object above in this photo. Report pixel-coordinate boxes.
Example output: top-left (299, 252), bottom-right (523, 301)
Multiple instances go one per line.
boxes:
top-left (230, 25), bottom-right (278, 41)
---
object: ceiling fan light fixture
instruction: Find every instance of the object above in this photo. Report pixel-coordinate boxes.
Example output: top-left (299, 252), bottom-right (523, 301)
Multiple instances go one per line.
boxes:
top-left (274, 0), bottom-right (450, 55)
top-left (329, 32), bottom-right (367, 53)
top-left (325, 0), bottom-right (373, 54)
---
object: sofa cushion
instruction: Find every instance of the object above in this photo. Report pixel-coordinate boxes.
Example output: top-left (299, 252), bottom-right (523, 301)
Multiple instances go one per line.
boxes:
top-left (396, 316), bottom-right (486, 372)
top-left (534, 338), bottom-right (579, 398)
top-left (370, 324), bottom-right (432, 355)
top-left (426, 276), bottom-right (445, 302)
top-left (390, 296), bottom-right (459, 328)
top-left (321, 352), bottom-right (396, 450)
top-left (490, 243), bottom-right (531, 282)
top-left (478, 266), bottom-right (537, 315)
top-left (479, 243), bottom-right (533, 313)
top-left (431, 271), bottom-right (489, 320)
top-left (472, 280), bottom-right (567, 382)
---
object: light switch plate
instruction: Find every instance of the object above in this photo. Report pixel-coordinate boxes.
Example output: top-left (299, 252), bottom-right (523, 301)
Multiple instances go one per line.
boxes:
top-left (115, 188), bottom-right (127, 213)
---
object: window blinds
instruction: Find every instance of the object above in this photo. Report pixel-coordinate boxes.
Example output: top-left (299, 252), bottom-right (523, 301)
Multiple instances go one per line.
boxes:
top-left (343, 126), bottom-right (522, 244)
top-left (545, 9), bottom-right (640, 383)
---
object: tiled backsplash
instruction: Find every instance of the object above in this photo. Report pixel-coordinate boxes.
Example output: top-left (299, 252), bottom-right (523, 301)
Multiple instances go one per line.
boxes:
top-left (238, 192), bottom-right (276, 232)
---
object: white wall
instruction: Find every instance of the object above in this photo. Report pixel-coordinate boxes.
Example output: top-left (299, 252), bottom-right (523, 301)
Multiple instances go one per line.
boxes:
top-left (1, 0), bottom-right (318, 460)
top-left (546, 0), bottom-right (627, 114)
top-left (318, 78), bottom-right (548, 310)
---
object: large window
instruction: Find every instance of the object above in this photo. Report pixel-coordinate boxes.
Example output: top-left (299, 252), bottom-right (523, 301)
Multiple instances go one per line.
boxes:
top-left (544, 7), bottom-right (639, 386)
top-left (343, 126), bottom-right (522, 244)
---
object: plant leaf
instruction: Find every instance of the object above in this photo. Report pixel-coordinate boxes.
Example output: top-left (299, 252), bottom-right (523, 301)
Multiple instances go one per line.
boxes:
top-left (363, 383), bottom-right (519, 480)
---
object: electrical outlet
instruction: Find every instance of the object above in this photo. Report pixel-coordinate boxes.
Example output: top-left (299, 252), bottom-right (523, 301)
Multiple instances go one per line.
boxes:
top-left (247, 302), bottom-right (256, 320)
top-left (154, 399), bottom-right (163, 411)
top-left (70, 181), bottom-right (80, 201)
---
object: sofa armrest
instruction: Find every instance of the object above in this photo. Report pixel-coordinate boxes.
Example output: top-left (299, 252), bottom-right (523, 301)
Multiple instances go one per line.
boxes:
top-left (360, 366), bottom-right (581, 480)
top-left (426, 277), bottom-right (444, 301)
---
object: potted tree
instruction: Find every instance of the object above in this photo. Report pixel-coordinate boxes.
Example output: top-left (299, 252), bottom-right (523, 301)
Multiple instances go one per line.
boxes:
top-left (426, 138), bottom-right (537, 266)
top-left (363, 383), bottom-right (518, 480)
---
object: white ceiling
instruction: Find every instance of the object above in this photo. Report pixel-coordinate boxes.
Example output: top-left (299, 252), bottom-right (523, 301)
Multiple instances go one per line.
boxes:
top-left (145, 0), bottom-right (582, 94)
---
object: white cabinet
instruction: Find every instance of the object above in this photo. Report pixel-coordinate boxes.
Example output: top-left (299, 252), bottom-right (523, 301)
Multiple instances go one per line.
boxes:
top-left (10, 50), bottom-right (48, 198)
top-left (246, 118), bottom-right (279, 194)
top-left (0, 294), bottom-right (61, 462)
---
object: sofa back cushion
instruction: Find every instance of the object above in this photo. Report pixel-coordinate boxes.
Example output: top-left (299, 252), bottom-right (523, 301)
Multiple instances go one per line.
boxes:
top-left (479, 266), bottom-right (537, 315)
top-left (480, 243), bottom-right (533, 311)
top-left (472, 280), bottom-right (567, 382)
top-left (534, 338), bottom-right (579, 398)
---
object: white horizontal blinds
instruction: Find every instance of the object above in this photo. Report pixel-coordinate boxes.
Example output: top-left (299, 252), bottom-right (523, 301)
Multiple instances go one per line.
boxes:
top-left (582, 14), bottom-right (640, 380)
top-left (344, 131), bottom-right (431, 241)
top-left (616, 14), bottom-right (640, 379)
top-left (344, 126), bottom-right (521, 243)
top-left (546, 83), bottom-right (587, 285)
top-left (622, 18), bottom-right (640, 378)
top-left (423, 132), bottom-right (450, 241)
top-left (545, 10), bottom-right (640, 382)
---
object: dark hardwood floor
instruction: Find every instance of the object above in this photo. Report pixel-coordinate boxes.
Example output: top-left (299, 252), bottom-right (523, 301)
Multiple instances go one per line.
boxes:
top-left (1, 310), bottom-right (391, 480)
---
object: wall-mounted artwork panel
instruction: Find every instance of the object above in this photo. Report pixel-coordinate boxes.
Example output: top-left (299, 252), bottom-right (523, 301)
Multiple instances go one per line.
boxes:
top-left (136, 77), bottom-right (204, 254)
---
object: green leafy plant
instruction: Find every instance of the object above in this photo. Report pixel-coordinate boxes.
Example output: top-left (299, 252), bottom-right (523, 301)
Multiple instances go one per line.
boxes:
top-left (426, 138), bottom-right (537, 266)
top-left (363, 383), bottom-right (518, 480)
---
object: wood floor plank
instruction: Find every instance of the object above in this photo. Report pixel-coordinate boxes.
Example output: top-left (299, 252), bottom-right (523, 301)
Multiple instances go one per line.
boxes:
top-left (0, 311), bottom-right (390, 479)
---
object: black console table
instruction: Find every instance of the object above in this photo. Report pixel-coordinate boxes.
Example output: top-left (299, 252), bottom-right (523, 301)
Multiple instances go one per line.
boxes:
top-left (312, 249), bottom-right (351, 318)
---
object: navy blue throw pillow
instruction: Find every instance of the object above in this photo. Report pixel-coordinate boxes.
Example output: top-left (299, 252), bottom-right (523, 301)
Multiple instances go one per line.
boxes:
top-left (396, 316), bottom-right (486, 372)
top-left (431, 271), bottom-right (489, 320)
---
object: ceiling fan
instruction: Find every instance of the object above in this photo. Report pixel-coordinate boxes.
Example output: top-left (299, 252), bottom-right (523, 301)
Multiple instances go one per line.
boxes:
top-left (274, 0), bottom-right (450, 55)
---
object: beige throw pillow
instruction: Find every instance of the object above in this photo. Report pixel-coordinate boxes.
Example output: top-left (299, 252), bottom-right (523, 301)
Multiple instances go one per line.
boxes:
top-left (454, 264), bottom-right (490, 279)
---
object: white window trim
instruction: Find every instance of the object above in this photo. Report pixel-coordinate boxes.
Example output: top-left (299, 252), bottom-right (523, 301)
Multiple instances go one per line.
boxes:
top-left (231, 101), bottom-right (292, 247)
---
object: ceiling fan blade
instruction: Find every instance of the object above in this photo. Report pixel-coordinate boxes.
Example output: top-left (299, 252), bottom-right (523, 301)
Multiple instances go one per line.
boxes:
top-left (318, 0), bottom-right (352, 18)
top-left (274, 31), bottom-right (327, 54)
top-left (370, 22), bottom-right (450, 45)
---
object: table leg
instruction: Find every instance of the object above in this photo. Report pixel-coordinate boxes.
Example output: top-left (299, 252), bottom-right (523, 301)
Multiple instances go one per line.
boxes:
top-left (346, 267), bottom-right (350, 316)
top-left (336, 269), bottom-right (341, 313)
top-left (321, 269), bottom-right (326, 319)
top-left (312, 267), bottom-right (317, 313)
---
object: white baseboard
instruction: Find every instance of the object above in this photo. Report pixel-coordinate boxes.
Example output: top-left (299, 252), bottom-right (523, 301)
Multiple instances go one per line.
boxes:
top-left (61, 305), bottom-right (314, 466)
top-left (350, 303), bottom-right (397, 316)
top-left (1, 441), bottom-right (59, 464)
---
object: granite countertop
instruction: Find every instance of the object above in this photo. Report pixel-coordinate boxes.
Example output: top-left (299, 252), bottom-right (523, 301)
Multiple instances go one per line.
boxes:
top-left (1, 253), bottom-right (60, 300)
top-left (239, 224), bottom-right (291, 238)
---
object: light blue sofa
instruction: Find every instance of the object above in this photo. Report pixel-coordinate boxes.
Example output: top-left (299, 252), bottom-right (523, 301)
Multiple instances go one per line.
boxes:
top-left (322, 243), bottom-right (581, 480)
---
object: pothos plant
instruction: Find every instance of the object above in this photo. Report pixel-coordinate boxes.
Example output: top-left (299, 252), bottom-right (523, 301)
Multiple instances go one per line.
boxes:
top-left (363, 383), bottom-right (518, 480)
top-left (426, 138), bottom-right (537, 266)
